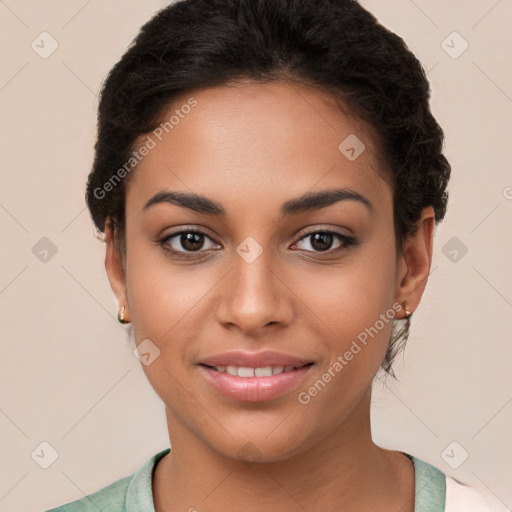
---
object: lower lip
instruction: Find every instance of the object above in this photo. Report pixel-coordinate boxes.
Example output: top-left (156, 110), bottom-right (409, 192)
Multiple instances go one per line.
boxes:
top-left (198, 364), bottom-right (313, 402)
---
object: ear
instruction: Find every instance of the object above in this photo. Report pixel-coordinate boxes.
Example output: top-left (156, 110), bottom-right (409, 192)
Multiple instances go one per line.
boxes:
top-left (104, 221), bottom-right (129, 314)
top-left (394, 206), bottom-right (435, 318)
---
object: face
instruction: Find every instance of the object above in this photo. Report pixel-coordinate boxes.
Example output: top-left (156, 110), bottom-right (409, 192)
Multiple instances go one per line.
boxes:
top-left (106, 80), bottom-right (433, 462)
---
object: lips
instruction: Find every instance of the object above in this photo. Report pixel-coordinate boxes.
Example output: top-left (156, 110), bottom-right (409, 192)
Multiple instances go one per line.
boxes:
top-left (197, 350), bottom-right (315, 402)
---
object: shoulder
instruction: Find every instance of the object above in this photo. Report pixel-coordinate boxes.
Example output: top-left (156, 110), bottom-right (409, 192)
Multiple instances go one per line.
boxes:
top-left (43, 448), bottom-right (171, 512)
top-left (445, 475), bottom-right (508, 512)
top-left (43, 474), bottom-right (131, 512)
top-left (405, 453), bottom-right (507, 512)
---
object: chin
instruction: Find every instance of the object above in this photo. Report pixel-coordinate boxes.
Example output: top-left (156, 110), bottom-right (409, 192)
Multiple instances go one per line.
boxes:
top-left (203, 424), bottom-right (319, 465)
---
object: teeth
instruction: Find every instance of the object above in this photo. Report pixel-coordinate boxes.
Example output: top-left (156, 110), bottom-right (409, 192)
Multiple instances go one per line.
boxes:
top-left (211, 364), bottom-right (303, 377)
top-left (226, 365), bottom-right (238, 376)
top-left (255, 367), bottom-right (272, 377)
top-left (238, 367), bottom-right (255, 377)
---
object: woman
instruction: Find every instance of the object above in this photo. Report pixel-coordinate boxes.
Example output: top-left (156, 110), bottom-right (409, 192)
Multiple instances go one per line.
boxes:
top-left (46, 0), bottom-right (500, 510)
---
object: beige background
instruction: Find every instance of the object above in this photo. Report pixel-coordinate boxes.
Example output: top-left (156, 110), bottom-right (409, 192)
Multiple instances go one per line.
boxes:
top-left (0, 1), bottom-right (511, 511)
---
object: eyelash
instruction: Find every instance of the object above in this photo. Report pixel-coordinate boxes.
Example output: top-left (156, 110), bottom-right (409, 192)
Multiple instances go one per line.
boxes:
top-left (157, 227), bottom-right (357, 258)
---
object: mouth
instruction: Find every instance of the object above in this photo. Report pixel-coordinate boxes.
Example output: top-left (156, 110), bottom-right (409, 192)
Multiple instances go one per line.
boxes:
top-left (199, 362), bottom-right (314, 377)
top-left (197, 362), bottom-right (315, 402)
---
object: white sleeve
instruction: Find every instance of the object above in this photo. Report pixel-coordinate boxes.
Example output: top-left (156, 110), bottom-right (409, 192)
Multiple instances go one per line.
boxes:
top-left (445, 476), bottom-right (510, 512)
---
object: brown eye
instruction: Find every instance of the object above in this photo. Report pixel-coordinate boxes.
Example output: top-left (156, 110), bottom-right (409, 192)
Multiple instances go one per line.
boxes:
top-left (159, 229), bottom-right (220, 254)
top-left (179, 232), bottom-right (206, 252)
top-left (309, 232), bottom-right (334, 252)
top-left (294, 230), bottom-right (356, 254)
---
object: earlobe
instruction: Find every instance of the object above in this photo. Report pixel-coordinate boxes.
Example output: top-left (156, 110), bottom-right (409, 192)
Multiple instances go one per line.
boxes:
top-left (104, 222), bottom-right (128, 313)
top-left (117, 305), bottom-right (131, 324)
top-left (395, 206), bottom-right (436, 317)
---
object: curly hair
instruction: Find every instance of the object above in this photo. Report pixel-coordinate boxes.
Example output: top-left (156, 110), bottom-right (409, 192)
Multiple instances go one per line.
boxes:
top-left (86, 0), bottom-right (451, 378)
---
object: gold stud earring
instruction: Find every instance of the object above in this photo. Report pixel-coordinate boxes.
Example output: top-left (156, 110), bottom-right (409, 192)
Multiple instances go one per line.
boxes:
top-left (402, 301), bottom-right (412, 320)
top-left (117, 306), bottom-right (131, 324)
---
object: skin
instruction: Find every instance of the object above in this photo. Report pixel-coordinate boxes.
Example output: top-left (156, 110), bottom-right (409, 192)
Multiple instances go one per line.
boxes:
top-left (105, 80), bottom-right (435, 512)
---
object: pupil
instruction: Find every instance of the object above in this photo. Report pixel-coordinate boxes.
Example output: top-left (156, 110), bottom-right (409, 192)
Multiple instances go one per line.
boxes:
top-left (311, 233), bottom-right (332, 251)
top-left (182, 232), bottom-right (203, 251)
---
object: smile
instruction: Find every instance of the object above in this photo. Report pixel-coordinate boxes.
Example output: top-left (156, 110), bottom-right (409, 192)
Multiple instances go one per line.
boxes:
top-left (202, 363), bottom-right (309, 377)
top-left (198, 362), bottom-right (314, 402)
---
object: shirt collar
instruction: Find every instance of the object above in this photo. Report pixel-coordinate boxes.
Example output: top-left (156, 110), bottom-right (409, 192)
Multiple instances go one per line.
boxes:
top-left (124, 448), bottom-right (170, 512)
top-left (123, 448), bottom-right (445, 511)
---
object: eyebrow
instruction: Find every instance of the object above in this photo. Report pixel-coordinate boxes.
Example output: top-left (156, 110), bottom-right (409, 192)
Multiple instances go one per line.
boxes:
top-left (144, 187), bottom-right (374, 216)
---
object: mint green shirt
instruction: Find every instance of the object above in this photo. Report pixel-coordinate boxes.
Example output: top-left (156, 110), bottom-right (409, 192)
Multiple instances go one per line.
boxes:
top-left (45, 449), bottom-right (446, 511)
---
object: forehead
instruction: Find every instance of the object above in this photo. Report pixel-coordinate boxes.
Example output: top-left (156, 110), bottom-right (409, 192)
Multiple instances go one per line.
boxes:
top-left (127, 80), bottom-right (391, 215)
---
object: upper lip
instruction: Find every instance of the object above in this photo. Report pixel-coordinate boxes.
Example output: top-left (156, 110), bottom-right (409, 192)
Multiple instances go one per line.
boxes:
top-left (198, 350), bottom-right (314, 368)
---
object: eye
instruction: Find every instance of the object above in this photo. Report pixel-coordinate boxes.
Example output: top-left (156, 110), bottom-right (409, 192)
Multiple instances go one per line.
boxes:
top-left (292, 229), bottom-right (357, 254)
top-left (158, 227), bottom-right (357, 258)
top-left (158, 228), bottom-right (220, 255)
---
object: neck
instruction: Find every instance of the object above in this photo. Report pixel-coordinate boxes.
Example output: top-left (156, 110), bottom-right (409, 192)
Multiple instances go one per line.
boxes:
top-left (153, 388), bottom-right (415, 512)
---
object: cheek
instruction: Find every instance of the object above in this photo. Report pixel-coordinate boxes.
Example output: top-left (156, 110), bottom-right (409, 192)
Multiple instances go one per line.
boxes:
top-left (124, 248), bottom-right (207, 409)
top-left (125, 238), bottom-right (214, 340)
top-left (294, 276), bottom-right (397, 420)
top-left (302, 242), bottom-right (396, 339)
top-left (298, 241), bottom-right (397, 386)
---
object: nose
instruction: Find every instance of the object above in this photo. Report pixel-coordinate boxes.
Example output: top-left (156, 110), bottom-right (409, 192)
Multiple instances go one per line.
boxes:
top-left (215, 246), bottom-right (294, 335)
